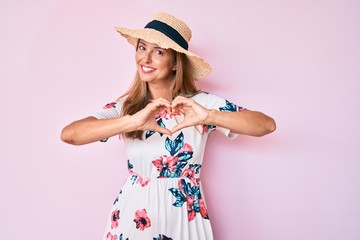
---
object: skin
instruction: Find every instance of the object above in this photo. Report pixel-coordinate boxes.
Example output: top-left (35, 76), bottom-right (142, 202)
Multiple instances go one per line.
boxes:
top-left (61, 40), bottom-right (276, 145)
top-left (136, 40), bottom-right (176, 100)
top-left (170, 96), bottom-right (275, 136)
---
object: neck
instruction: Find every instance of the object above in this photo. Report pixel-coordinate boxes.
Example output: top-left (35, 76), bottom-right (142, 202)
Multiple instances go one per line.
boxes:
top-left (147, 81), bottom-right (173, 101)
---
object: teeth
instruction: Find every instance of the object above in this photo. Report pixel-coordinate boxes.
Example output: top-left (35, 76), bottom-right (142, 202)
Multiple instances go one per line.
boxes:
top-left (142, 66), bottom-right (155, 72)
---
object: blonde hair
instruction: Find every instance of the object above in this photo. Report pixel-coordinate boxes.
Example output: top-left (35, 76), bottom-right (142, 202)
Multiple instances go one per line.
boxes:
top-left (121, 51), bottom-right (199, 139)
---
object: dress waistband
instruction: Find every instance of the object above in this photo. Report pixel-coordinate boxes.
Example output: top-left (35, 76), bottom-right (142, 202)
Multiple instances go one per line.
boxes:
top-left (128, 168), bottom-right (200, 187)
top-left (127, 159), bottom-right (202, 186)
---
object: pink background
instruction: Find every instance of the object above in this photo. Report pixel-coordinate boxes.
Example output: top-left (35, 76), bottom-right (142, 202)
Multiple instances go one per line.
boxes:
top-left (2, 0), bottom-right (360, 239)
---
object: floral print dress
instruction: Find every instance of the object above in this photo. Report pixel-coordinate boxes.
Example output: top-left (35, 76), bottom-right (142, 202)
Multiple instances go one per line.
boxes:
top-left (93, 92), bottom-right (243, 240)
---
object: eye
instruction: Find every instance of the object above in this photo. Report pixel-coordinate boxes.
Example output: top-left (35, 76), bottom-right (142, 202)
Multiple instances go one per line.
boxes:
top-left (154, 49), bottom-right (164, 56)
top-left (137, 44), bottom-right (146, 51)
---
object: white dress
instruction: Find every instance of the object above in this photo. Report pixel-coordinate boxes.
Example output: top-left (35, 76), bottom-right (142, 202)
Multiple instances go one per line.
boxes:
top-left (93, 92), bottom-right (242, 240)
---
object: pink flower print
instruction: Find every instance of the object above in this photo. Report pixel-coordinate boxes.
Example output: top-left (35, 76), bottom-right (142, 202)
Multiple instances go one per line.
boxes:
top-left (155, 108), bottom-right (181, 119)
top-left (179, 143), bottom-right (193, 153)
top-left (186, 195), bottom-right (196, 221)
top-left (111, 209), bottom-right (120, 229)
top-left (105, 232), bottom-right (117, 240)
top-left (178, 179), bottom-right (184, 191)
top-left (137, 175), bottom-right (150, 187)
top-left (152, 156), bottom-right (179, 175)
top-left (181, 168), bottom-right (195, 178)
top-left (103, 102), bottom-right (117, 109)
top-left (202, 125), bottom-right (216, 135)
top-left (155, 109), bottom-right (169, 119)
top-left (180, 168), bottom-right (198, 186)
top-left (171, 107), bottom-right (181, 117)
top-left (169, 179), bottom-right (208, 222)
top-left (199, 198), bottom-right (209, 219)
top-left (202, 125), bottom-right (209, 134)
top-left (133, 209), bottom-right (151, 231)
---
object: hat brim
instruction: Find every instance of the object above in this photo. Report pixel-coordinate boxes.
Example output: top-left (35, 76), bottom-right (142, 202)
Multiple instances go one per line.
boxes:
top-left (115, 27), bottom-right (211, 80)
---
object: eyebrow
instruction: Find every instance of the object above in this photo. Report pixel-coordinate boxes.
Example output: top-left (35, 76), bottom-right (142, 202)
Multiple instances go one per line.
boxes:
top-left (139, 40), bottom-right (147, 45)
top-left (139, 41), bottom-right (164, 50)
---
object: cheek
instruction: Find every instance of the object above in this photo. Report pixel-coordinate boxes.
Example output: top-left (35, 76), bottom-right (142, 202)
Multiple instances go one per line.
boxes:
top-left (135, 53), bottom-right (141, 63)
top-left (159, 57), bottom-right (175, 70)
top-left (167, 62), bottom-right (176, 72)
top-left (170, 62), bottom-right (176, 71)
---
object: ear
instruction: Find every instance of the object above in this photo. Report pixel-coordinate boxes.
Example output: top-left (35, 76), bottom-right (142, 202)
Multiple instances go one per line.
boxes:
top-left (172, 64), bottom-right (177, 71)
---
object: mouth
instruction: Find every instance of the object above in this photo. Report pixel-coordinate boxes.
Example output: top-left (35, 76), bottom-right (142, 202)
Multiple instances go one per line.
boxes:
top-left (141, 65), bottom-right (156, 73)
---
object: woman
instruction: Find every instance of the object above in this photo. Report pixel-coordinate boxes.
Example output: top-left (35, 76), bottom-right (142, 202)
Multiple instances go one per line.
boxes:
top-left (61, 12), bottom-right (275, 240)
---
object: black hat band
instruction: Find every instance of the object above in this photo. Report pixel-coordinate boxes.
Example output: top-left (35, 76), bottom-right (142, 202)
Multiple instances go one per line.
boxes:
top-left (144, 20), bottom-right (189, 50)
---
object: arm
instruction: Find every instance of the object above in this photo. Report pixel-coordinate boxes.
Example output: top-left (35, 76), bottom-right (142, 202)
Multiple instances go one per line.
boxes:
top-left (61, 98), bottom-right (172, 145)
top-left (171, 96), bottom-right (276, 137)
top-left (61, 115), bottom-right (137, 145)
top-left (205, 109), bottom-right (276, 137)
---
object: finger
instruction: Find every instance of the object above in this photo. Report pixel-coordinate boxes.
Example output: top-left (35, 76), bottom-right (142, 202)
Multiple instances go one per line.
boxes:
top-left (171, 98), bottom-right (187, 108)
top-left (148, 100), bottom-right (171, 112)
top-left (151, 98), bottom-right (171, 105)
top-left (155, 126), bottom-right (172, 136)
top-left (170, 104), bottom-right (183, 115)
top-left (172, 98), bottom-right (195, 110)
top-left (158, 97), bottom-right (172, 103)
top-left (172, 95), bottom-right (187, 102)
top-left (152, 100), bottom-right (171, 108)
top-left (171, 106), bottom-right (182, 116)
top-left (171, 95), bottom-right (189, 104)
top-left (171, 102), bottom-right (186, 113)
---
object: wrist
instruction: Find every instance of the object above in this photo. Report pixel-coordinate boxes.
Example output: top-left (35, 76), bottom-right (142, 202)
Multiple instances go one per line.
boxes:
top-left (203, 109), bottom-right (217, 126)
top-left (122, 114), bottom-right (140, 132)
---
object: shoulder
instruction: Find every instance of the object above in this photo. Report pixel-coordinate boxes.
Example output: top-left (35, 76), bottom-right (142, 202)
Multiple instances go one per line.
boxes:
top-left (100, 95), bottom-right (127, 113)
top-left (190, 91), bottom-right (216, 101)
top-left (110, 95), bottom-right (128, 109)
top-left (190, 91), bottom-right (224, 105)
top-left (116, 95), bottom-right (127, 104)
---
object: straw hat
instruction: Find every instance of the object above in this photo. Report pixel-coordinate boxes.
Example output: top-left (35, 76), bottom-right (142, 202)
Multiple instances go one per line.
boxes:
top-left (115, 12), bottom-right (211, 80)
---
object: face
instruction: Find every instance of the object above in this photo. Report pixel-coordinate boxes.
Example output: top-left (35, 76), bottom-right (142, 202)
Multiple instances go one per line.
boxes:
top-left (135, 39), bottom-right (176, 84)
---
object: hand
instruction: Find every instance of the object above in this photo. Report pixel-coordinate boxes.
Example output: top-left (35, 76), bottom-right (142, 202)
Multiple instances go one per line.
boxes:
top-left (131, 98), bottom-right (172, 136)
top-left (170, 96), bottom-right (210, 133)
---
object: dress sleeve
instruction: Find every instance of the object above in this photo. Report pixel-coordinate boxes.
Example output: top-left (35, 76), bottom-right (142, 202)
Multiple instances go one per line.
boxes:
top-left (203, 93), bottom-right (245, 139)
top-left (91, 99), bottom-right (123, 142)
top-left (92, 101), bottom-right (122, 119)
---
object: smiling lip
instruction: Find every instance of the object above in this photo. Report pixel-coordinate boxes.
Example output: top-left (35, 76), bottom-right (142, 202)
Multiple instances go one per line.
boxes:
top-left (141, 65), bottom-right (156, 73)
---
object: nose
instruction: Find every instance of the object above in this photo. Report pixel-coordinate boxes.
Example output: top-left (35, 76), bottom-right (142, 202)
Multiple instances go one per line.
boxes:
top-left (145, 51), bottom-right (152, 63)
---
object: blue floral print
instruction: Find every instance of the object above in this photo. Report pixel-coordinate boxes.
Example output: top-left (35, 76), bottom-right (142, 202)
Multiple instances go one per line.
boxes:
top-left (145, 109), bottom-right (181, 139)
top-left (219, 99), bottom-right (238, 112)
top-left (128, 159), bottom-right (150, 187)
top-left (153, 234), bottom-right (173, 240)
top-left (117, 233), bottom-right (172, 240)
top-left (202, 99), bottom-right (243, 134)
top-left (152, 132), bottom-right (193, 178)
top-left (119, 233), bottom-right (129, 240)
top-left (145, 118), bottom-right (165, 139)
top-left (98, 93), bottom-right (239, 239)
top-left (169, 178), bottom-right (209, 222)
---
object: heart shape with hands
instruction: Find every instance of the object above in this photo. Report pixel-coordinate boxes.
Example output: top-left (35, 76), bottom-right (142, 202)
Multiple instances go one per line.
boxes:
top-left (133, 96), bottom-right (210, 136)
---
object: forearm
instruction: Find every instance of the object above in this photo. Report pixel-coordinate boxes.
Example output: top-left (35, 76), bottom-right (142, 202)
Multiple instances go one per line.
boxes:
top-left (205, 109), bottom-right (276, 137)
top-left (61, 115), bottom-right (137, 145)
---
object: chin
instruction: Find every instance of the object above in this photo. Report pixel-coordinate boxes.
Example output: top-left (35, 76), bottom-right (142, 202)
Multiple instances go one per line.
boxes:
top-left (139, 76), bottom-right (154, 82)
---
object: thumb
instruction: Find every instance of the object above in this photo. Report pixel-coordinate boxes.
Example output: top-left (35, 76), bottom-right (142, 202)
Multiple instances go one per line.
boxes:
top-left (155, 126), bottom-right (172, 136)
top-left (171, 122), bottom-right (188, 134)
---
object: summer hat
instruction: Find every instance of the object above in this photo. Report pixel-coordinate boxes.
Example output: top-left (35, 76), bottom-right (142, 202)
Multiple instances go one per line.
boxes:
top-left (115, 12), bottom-right (211, 80)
